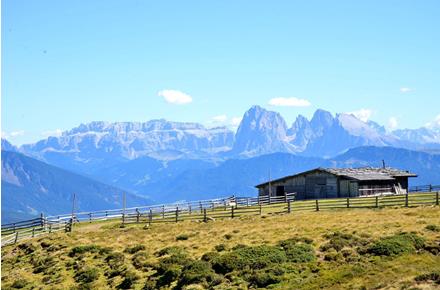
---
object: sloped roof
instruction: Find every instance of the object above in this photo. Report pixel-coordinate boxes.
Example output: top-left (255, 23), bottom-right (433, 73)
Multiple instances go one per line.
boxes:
top-left (255, 167), bottom-right (417, 188)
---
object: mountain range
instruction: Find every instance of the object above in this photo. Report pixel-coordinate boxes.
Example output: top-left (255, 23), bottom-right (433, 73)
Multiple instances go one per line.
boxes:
top-left (1, 150), bottom-right (149, 223)
top-left (3, 105), bottom-right (440, 222)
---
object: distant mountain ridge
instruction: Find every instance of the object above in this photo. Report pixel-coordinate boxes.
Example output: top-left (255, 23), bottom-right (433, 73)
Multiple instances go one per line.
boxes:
top-left (16, 106), bottom-right (440, 169)
top-left (1, 150), bottom-right (149, 223)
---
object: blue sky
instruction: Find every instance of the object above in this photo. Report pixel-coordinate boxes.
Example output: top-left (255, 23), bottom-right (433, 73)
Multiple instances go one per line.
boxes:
top-left (2, 0), bottom-right (440, 145)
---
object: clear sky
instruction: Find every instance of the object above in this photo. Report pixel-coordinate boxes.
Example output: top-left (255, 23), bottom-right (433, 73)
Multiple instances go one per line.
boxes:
top-left (2, 0), bottom-right (440, 145)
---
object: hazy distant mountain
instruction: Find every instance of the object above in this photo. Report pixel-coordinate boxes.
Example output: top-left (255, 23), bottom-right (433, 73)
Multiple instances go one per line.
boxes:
top-left (21, 120), bottom-right (234, 174)
top-left (126, 146), bottom-right (440, 201)
top-left (1, 139), bottom-right (17, 152)
top-left (1, 150), bottom-right (149, 223)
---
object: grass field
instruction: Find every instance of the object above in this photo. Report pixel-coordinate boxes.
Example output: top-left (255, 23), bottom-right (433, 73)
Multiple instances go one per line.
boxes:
top-left (1, 205), bottom-right (440, 289)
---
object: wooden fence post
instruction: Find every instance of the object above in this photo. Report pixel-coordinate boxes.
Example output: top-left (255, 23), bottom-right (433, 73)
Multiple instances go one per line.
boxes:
top-left (269, 195), bottom-right (272, 204)
top-left (136, 208), bottom-right (140, 223)
top-left (287, 200), bottom-right (291, 213)
top-left (105, 211), bottom-right (108, 217)
top-left (189, 204), bottom-right (192, 215)
top-left (284, 192), bottom-right (288, 203)
top-left (246, 198), bottom-right (250, 207)
top-left (224, 200), bottom-right (227, 211)
top-left (14, 232), bottom-right (18, 244)
top-left (162, 205), bottom-right (165, 218)
top-left (429, 184), bottom-right (432, 192)
top-left (49, 224), bottom-right (52, 233)
top-left (149, 209), bottom-right (153, 225)
top-left (375, 196), bottom-right (379, 208)
top-left (436, 191), bottom-right (439, 206)
top-left (32, 227), bottom-right (35, 237)
top-left (175, 207), bottom-right (179, 223)
top-left (405, 193), bottom-right (409, 207)
top-left (257, 196), bottom-right (260, 205)
top-left (89, 213), bottom-right (92, 223)
top-left (315, 200), bottom-right (319, 211)
top-left (199, 202), bottom-right (203, 213)
top-left (203, 209), bottom-right (207, 222)
top-left (347, 198), bottom-right (350, 208)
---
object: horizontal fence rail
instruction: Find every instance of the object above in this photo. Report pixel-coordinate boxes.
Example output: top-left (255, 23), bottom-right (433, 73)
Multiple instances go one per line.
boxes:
top-left (2, 189), bottom-right (439, 247)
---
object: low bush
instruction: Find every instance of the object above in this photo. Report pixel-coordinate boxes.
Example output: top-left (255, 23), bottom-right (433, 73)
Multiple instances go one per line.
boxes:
top-left (156, 264), bottom-right (182, 287)
top-left (423, 241), bottom-right (440, 255)
top-left (212, 245), bottom-right (287, 274)
top-left (156, 246), bottom-right (186, 257)
top-left (132, 251), bottom-right (150, 270)
top-left (278, 239), bottom-right (316, 263)
top-left (177, 260), bottom-right (218, 288)
top-left (414, 271), bottom-right (440, 284)
top-left (320, 232), bottom-right (364, 252)
top-left (69, 245), bottom-right (102, 257)
top-left (117, 271), bottom-right (139, 289)
top-left (367, 232), bottom-right (425, 256)
top-left (176, 234), bottom-right (190, 241)
top-left (124, 244), bottom-right (146, 254)
top-left (105, 252), bottom-right (127, 277)
top-left (425, 224), bottom-right (440, 232)
top-left (214, 244), bottom-right (227, 252)
top-left (10, 279), bottom-right (29, 289)
top-left (32, 255), bottom-right (56, 274)
top-left (247, 270), bottom-right (282, 288)
top-left (201, 251), bottom-right (220, 262)
top-left (75, 267), bottom-right (99, 284)
top-left (142, 279), bottom-right (157, 290)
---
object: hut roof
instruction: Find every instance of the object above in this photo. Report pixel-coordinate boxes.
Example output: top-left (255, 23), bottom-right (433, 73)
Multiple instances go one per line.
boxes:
top-left (255, 167), bottom-right (417, 188)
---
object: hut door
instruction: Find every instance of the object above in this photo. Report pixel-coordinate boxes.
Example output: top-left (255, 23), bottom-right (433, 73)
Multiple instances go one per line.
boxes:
top-left (276, 186), bottom-right (285, 196)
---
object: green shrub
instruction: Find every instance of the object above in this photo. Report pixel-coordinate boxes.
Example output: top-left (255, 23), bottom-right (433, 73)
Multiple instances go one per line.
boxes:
top-left (132, 251), bottom-right (150, 270)
top-left (324, 250), bottom-right (343, 262)
top-left (117, 271), bottom-right (139, 289)
top-left (176, 234), bottom-right (190, 241)
top-left (156, 264), bottom-right (182, 287)
top-left (69, 245), bottom-right (102, 257)
top-left (10, 279), bottom-right (29, 289)
top-left (32, 255), bottom-right (56, 274)
top-left (177, 260), bottom-right (218, 288)
top-left (156, 246), bottom-right (186, 257)
top-left (367, 232), bottom-right (425, 256)
top-left (212, 245), bottom-right (287, 274)
top-left (215, 244), bottom-right (227, 252)
top-left (423, 241), bottom-right (440, 255)
top-left (201, 251), bottom-right (220, 262)
top-left (124, 244), bottom-right (146, 254)
top-left (320, 232), bottom-right (361, 252)
top-left (278, 239), bottom-right (316, 263)
top-left (105, 252), bottom-right (126, 275)
top-left (414, 271), bottom-right (440, 284)
top-left (247, 270), bottom-right (282, 288)
top-left (425, 224), bottom-right (440, 232)
top-left (75, 267), bottom-right (99, 284)
top-left (142, 279), bottom-right (157, 290)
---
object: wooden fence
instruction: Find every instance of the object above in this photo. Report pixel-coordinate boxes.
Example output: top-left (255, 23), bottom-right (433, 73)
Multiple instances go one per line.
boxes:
top-left (2, 190), bottom-right (439, 247)
top-left (1, 216), bottom-right (70, 247)
top-left (121, 191), bottom-right (439, 226)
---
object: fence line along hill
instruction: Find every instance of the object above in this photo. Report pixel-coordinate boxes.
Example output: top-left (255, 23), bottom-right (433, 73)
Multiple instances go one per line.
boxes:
top-left (2, 184), bottom-right (439, 247)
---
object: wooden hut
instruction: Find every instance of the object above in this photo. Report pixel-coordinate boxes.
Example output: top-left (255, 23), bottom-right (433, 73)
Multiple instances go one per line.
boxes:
top-left (255, 167), bottom-right (417, 200)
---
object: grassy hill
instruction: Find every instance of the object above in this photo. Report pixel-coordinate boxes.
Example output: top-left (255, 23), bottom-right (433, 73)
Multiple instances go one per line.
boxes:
top-left (1, 206), bottom-right (440, 289)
